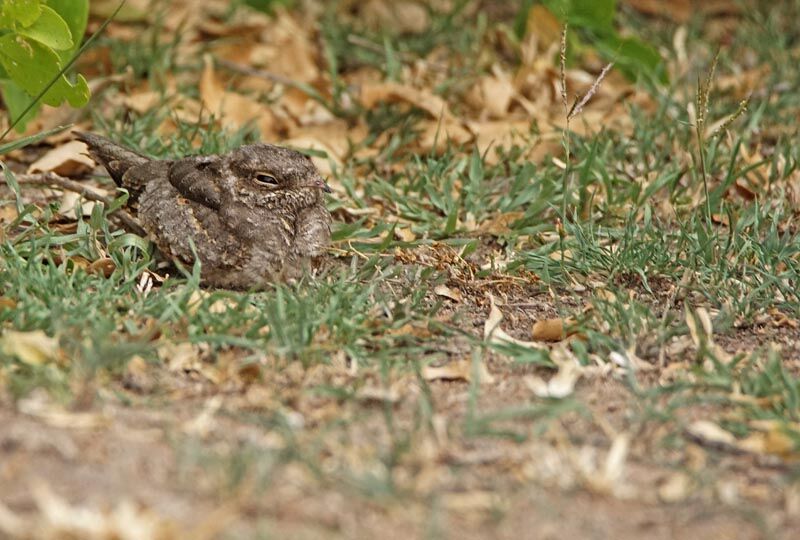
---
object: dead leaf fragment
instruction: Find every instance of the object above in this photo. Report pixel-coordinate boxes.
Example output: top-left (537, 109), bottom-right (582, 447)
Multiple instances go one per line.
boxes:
top-left (355, 385), bottom-right (402, 404)
top-left (362, 0), bottom-right (430, 34)
top-left (531, 318), bottom-right (567, 341)
top-left (480, 70), bottom-right (515, 119)
top-left (523, 4), bottom-right (562, 48)
top-left (441, 491), bottom-right (502, 512)
top-left (183, 396), bottom-right (222, 437)
top-left (686, 420), bottom-right (738, 449)
top-left (434, 284), bottom-right (463, 302)
top-left (248, 10), bottom-right (319, 83)
top-left (0, 330), bottom-right (59, 366)
top-left (418, 119), bottom-right (473, 153)
top-left (422, 359), bottom-right (494, 384)
top-left (17, 389), bottom-right (108, 429)
top-left (88, 257), bottom-right (116, 278)
top-left (658, 472), bottom-right (693, 503)
top-left (622, 0), bottom-right (691, 22)
top-left (161, 342), bottom-right (201, 372)
top-left (524, 353), bottom-right (581, 399)
top-left (0, 480), bottom-right (176, 539)
top-left (738, 427), bottom-right (797, 459)
top-left (0, 297), bottom-right (18, 310)
top-left (28, 141), bottom-right (94, 177)
top-left (484, 294), bottom-right (545, 350)
top-left (200, 55), bottom-right (278, 139)
top-left (360, 82), bottom-right (449, 118)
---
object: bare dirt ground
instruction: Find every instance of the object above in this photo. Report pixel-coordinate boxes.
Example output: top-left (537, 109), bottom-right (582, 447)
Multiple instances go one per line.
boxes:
top-left (2, 300), bottom-right (798, 539)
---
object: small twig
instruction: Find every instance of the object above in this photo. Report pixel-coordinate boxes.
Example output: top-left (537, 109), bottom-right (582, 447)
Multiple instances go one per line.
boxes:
top-left (215, 58), bottom-right (334, 113)
top-left (215, 57), bottom-right (301, 88)
top-left (12, 172), bottom-right (145, 236)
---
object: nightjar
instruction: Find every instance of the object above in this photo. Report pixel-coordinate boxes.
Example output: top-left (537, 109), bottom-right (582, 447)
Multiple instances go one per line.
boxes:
top-left (76, 132), bottom-right (332, 289)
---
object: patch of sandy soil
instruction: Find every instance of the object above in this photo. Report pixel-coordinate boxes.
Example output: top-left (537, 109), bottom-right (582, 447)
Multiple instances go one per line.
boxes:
top-left (2, 330), bottom-right (798, 540)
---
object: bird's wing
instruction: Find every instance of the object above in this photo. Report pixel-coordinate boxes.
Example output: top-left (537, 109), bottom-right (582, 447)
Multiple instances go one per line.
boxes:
top-left (168, 156), bottom-right (223, 210)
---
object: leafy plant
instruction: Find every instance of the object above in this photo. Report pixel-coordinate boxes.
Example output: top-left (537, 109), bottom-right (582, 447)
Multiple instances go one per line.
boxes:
top-left (0, 0), bottom-right (90, 132)
top-left (518, 0), bottom-right (665, 82)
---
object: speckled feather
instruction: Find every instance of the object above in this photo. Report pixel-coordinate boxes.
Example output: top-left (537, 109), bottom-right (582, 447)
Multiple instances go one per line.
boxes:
top-left (76, 132), bottom-right (332, 288)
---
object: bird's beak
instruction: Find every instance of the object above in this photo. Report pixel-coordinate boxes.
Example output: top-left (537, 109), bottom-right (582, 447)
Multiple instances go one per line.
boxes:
top-left (311, 175), bottom-right (333, 193)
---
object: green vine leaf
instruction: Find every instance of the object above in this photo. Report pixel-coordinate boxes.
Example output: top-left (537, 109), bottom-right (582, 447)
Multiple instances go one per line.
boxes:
top-left (48, 0), bottom-right (89, 60)
top-left (15, 5), bottom-right (74, 51)
top-left (1, 0), bottom-right (42, 28)
top-left (0, 34), bottom-right (89, 107)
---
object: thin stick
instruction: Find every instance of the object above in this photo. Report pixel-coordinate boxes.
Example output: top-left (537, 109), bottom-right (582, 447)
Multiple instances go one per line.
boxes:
top-left (214, 58), bottom-right (332, 112)
top-left (12, 172), bottom-right (145, 235)
top-left (215, 58), bottom-right (301, 88)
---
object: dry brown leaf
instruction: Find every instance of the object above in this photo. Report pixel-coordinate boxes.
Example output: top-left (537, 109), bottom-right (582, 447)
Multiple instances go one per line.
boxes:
top-left (88, 258), bottom-right (116, 278)
top-left (386, 321), bottom-right (433, 339)
top-left (281, 89), bottom-right (337, 128)
top-left (622, 0), bottom-right (691, 22)
top-left (247, 10), bottom-right (319, 83)
top-left (474, 211), bottom-right (525, 236)
top-left (28, 141), bottom-right (94, 177)
top-left (0, 203), bottom-right (18, 226)
top-left (484, 294), bottom-right (546, 350)
top-left (658, 472), bottom-right (693, 503)
top-left (160, 342), bottom-right (201, 373)
top-left (434, 284), bottom-right (463, 303)
top-left (418, 119), bottom-right (473, 153)
top-left (355, 384), bottom-right (402, 404)
top-left (17, 390), bottom-right (108, 429)
top-left (200, 55), bottom-right (279, 138)
top-left (422, 359), bottom-right (495, 385)
top-left (441, 491), bottom-right (501, 512)
top-left (531, 318), bottom-right (567, 342)
top-left (625, 0), bottom-right (743, 21)
top-left (738, 430), bottom-right (795, 458)
top-left (0, 480), bottom-right (176, 539)
top-left (686, 420), bottom-right (738, 448)
top-left (183, 396), bottom-right (223, 437)
top-left (738, 421), bottom-right (800, 459)
top-left (0, 330), bottom-right (60, 366)
top-left (525, 359), bottom-right (580, 399)
top-left (465, 119), bottom-right (536, 164)
top-left (394, 226), bottom-right (416, 242)
top-left (58, 190), bottom-right (105, 220)
top-left (282, 134), bottom-right (344, 178)
top-left (360, 82), bottom-right (450, 118)
top-left (685, 307), bottom-right (732, 364)
top-left (523, 5), bottom-right (562, 49)
top-left (122, 90), bottom-right (163, 113)
top-left (122, 355), bottom-right (156, 394)
top-left (480, 69), bottom-right (515, 119)
top-left (577, 433), bottom-right (634, 498)
top-left (362, 0), bottom-right (430, 34)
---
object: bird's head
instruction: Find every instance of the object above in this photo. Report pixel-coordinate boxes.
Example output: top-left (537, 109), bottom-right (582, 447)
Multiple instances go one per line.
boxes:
top-left (226, 144), bottom-right (331, 201)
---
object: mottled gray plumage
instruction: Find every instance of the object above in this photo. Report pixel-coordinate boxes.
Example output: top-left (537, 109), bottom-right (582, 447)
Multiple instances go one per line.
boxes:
top-left (76, 132), bottom-right (332, 289)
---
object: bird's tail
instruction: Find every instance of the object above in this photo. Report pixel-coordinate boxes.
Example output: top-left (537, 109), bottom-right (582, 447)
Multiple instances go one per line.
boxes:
top-left (74, 131), bottom-right (150, 187)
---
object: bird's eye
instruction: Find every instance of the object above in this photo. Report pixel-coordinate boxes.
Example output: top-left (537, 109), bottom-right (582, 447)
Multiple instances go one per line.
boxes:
top-left (254, 173), bottom-right (278, 186)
